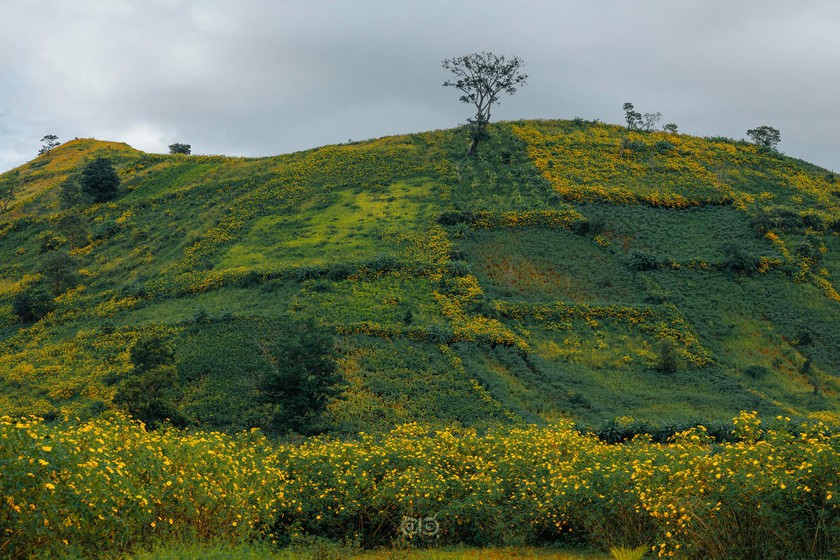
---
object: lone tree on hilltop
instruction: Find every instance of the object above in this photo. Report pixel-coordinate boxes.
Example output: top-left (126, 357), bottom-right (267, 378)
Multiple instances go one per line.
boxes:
top-left (168, 143), bottom-right (191, 155)
top-left (80, 157), bottom-right (120, 202)
top-left (747, 125), bottom-right (781, 150)
top-left (38, 134), bottom-right (60, 155)
top-left (443, 52), bottom-right (527, 156)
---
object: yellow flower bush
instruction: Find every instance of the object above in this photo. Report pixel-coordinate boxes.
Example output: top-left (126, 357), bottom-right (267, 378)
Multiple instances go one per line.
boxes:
top-left (2, 413), bottom-right (838, 559)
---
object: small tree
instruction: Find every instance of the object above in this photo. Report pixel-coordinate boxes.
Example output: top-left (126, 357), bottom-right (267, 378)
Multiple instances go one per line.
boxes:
top-left (168, 143), bottom-right (191, 155)
top-left (115, 334), bottom-right (185, 429)
top-left (443, 52), bottom-right (527, 156)
top-left (663, 123), bottom-right (679, 134)
top-left (56, 212), bottom-right (90, 249)
top-left (0, 170), bottom-right (19, 213)
top-left (746, 125), bottom-right (781, 150)
top-left (39, 250), bottom-right (77, 294)
top-left (80, 157), bottom-right (120, 202)
top-left (59, 176), bottom-right (84, 209)
top-left (641, 111), bottom-right (661, 131)
top-left (655, 338), bottom-right (680, 374)
top-left (259, 319), bottom-right (343, 434)
top-left (38, 134), bottom-right (60, 155)
top-left (623, 102), bottom-right (643, 130)
top-left (12, 284), bottom-right (54, 322)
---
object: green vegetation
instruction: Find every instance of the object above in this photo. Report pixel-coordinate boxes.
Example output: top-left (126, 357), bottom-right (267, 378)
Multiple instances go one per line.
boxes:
top-left (2, 413), bottom-right (837, 559)
top-left (0, 121), bottom-right (839, 432)
top-left (2, 119), bottom-right (840, 558)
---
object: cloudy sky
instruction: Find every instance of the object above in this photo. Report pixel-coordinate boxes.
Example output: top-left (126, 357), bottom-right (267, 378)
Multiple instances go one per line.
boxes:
top-left (2, 1), bottom-right (839, 172)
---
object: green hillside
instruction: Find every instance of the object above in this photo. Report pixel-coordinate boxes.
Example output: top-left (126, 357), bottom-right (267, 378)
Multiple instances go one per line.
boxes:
top-left (2, 120), bottom-right (840, 433)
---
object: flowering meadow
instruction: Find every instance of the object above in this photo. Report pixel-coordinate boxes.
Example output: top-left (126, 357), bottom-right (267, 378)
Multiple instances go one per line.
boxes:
top-left (2, 412), bottom-right (839, 559)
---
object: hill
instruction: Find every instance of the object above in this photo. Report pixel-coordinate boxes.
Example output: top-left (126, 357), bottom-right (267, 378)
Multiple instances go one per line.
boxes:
top-left (1, 121), bottom-right (839, 433)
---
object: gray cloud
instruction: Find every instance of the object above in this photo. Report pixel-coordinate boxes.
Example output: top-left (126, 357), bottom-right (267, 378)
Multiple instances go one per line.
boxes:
top-left (2, 0), bottom-right (839, 171)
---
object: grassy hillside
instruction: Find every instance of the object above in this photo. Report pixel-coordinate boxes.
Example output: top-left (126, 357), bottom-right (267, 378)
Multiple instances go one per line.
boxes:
top-left (1, 121), bottom-right (840, 432)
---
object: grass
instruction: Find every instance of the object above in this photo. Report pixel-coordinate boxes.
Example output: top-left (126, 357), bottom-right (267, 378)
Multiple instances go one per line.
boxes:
top-left (220, 181), bottom-right (443, 270)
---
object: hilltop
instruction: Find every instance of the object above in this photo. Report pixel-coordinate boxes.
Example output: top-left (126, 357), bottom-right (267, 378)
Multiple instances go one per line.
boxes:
top-left (1, 121), bottom-right (839, 434)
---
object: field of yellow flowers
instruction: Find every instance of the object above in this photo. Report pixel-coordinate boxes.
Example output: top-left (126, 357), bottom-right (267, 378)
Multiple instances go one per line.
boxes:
top-left (2, 412), bottom-right (838, 559)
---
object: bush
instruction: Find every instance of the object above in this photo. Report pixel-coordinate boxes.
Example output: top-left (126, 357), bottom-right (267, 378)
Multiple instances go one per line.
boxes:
top-left (655, 338), bottom-right (680, 374)
top-left (722, 243), bottom-right (758, 275)
top-left (113, 365), bottom-right (186, 428)
top-left (258, 319), bottom-right (343, 434)
top-left (325, 262), bottom-right (355, 281)
top-left (80, 157), bottom-right (120, 202)
top-left (12, 284), bottom-right (54, 322)
top-left (744, 364), bottom-right (770, 379)
top-left (627, 250), bottom-right (661, 271)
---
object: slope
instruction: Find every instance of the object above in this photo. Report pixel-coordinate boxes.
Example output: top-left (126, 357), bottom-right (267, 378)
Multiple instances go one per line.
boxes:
top-left (1, 121), bottom-right (839, 433)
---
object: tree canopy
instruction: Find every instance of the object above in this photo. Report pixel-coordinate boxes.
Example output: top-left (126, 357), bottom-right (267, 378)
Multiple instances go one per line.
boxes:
top-left (443, 52), bottom-right (527, 155)
top-left (80, 157), bottom-right (120, 202)
top-left (747, 125), bottom-right (781, 150)
top-left (168, 143), bottom-right (191, 155)
top-left (38, 134), bottom-right (60, 155)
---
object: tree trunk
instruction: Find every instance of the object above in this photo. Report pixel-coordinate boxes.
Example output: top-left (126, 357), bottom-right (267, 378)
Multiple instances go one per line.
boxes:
top-left (467, 137), bottom-right (479, 156)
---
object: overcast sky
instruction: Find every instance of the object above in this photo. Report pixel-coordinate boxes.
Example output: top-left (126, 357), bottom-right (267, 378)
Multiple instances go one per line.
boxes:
top-left (2, 1), bottom-right (839, 173)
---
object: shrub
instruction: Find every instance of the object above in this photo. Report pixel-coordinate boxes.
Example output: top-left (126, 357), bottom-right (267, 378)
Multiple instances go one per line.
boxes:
top-left (80, 157), bottom-right (120, 202)
top-left (325, 262), bottom-right (355, 281)
top-left (627, 250), bottom-right (661, 271)
top-left (12, 284), bottom-right (54, 322)
top-left (364, 254), bottom-right (400, 274)
top-left (655, 338), bottom-right (680, 374)
top-left (258, 318), bottom-right (343, 435)
top-left (722, 243), bottom-right (758, 275)
top-left (37, 230), bottom-right (65, 253)
top-left (744, 364), bottom-right (770, 379)
top-left (113, 365), bottom-right (186, 428)
top-left (130, 334), bottom-right (175, 373)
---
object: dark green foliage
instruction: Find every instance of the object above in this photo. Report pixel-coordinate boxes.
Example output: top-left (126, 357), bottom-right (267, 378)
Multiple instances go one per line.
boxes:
top-left (113, 364), bottom-right (185, 428)
top-left (168, 317), bottom-right (343, 434)
top-left (655, 140), bottom-right (675, 153)
top-left (655, 338), bottom-right (680, 374)
top-left (130, 334), bottom-right (175, 373)
top-left (38, 134), bottom-right (60, 155)
top-left (37, 230), bottom-right (65, 253)
top-left (747, 125), bottom-right (781, 150)
top-left (0, 170), bottom-right (18, 213)
top-left (12, 284), bottom-right (54, 322)
top-left (623, 102), bottom-right (643, 130)
top-left (80, 157), bottom-right (120, 202)
top-left (753, 205), bottom-right (806, 233)
top-left (115, 334), bottom-right (185, 429)
top-left (621, 137), bottom-right (648, 153)
top-left (722, 243), bottom-right (759, 275)
top-left (38, 250), bottom-right (77, 294)
top-left (627, 249), bottom-right (662, 271)
top-left (325, 262), bottom-right (355, 281)
top-left (794, 237), bottom-right (825, 265)
top-left (744, 364), bottom-right (770, 379)
top-left (91, 218), bottom-right (120, 241)
top-left (59, 176), bottom-right (84, 209)
top-left (258, 319), bottom-right (343, 434)
top-left (168, 143), bottom-right (191, 155)
top-left (588, 417), bottom-right (737, 444)
top-left (56, 212), bottom-right (89, 249)
top-left (192, 306), bottom-right (209, 323)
